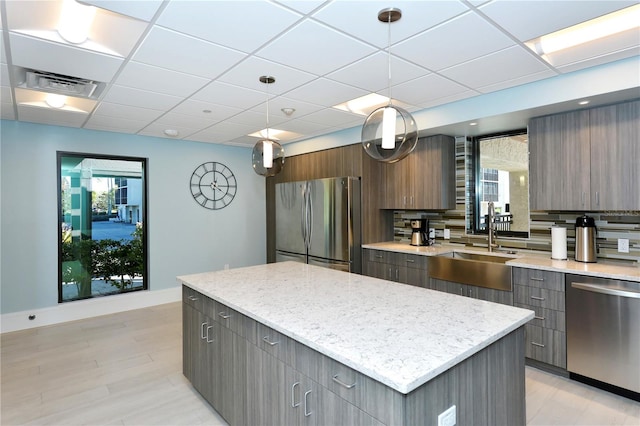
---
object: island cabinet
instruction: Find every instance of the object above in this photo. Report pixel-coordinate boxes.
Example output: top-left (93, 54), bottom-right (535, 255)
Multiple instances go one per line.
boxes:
top-left (381, 135), bottom-right (455, 210)
top-left (529, 100), bottom-right (639, 211)
top-left (362, 248), bottom-right (428, 287)
top-left (513, 267), bottom-right (567, 369)
top-left (180, 262), bottom-right (531, 426)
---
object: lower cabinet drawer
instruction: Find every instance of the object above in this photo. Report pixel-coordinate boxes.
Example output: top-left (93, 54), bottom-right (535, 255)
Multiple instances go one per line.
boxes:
top-left (256, 322), bottom-right (293, 364)
top-left (515, 303), bottom-right (565, 332)
top-left (524, 324), bottom-right (566, 368)
top-left (514, 284), bottom-right (565, 311)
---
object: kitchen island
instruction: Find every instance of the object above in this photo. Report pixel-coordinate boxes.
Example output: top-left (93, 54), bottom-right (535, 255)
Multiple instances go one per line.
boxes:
top-left (179, 262), bottom-right (534, 425)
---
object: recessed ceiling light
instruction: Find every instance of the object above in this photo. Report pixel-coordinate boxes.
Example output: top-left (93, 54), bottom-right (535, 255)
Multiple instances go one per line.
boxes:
top-left (202, 109), bottom-right (212, 114)
top-left (45, 93), bottom-right (66, 108)
top-left (281, 108), bottom-right (295, 116)
top-left (164, 129), bottom-right (179, 137)
top-left (469, 122), bottom-right (478, 126)
top-left (57, 0), bottom-right (97, 44)
top-left (578, 100), bottom-right (590, 105)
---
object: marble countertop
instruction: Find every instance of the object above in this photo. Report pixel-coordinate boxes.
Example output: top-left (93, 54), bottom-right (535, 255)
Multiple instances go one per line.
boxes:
top-left (362, 242), bottom-right (640, 282)
top-left (178, 262), bottom-right (533, 395)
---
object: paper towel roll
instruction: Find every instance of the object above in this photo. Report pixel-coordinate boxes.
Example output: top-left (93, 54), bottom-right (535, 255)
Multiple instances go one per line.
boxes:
top-left (551, 226), bottom-right (567, 260)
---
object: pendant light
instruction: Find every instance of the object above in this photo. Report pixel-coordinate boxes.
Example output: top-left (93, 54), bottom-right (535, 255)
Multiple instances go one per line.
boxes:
top-left (362, 8), bottom-right (417, 163)
top-left (252, 76), bottom-right (285, 177)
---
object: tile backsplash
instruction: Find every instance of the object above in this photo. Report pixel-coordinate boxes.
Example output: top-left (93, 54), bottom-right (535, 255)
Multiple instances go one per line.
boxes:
top-left (393, 139), bottom-right (639, 266)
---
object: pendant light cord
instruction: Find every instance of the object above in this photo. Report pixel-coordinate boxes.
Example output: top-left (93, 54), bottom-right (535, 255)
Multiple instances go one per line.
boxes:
top-left (387, 12), bottom-right (392, 107)
top-left (265, 78), bottom-right (270, 140)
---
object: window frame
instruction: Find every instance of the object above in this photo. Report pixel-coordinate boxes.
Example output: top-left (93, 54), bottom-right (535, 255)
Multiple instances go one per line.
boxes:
top-left (57, 151), bottom-right (149, 303)
top-left (471, 129), bottom-right (529, 239)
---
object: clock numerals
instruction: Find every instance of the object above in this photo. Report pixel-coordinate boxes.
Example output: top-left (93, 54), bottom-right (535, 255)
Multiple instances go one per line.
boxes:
top-left (189, 162), bottom-right (237, 210)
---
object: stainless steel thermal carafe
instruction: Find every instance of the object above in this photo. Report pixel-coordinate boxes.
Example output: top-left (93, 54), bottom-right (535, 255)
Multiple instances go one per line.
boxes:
top-left (575, 215), bottom-right (597, 263)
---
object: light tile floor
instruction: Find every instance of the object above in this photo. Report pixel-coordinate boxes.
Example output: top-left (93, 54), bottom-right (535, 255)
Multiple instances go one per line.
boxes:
top-left (1, 302), bottom-right (638, 425)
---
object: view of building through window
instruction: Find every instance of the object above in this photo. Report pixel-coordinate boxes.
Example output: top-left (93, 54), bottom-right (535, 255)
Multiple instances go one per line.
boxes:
top-left (58, 153), bottom-right (147, 303)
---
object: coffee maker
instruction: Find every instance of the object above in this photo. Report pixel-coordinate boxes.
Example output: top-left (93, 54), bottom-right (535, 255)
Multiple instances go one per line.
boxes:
top-left (410, 219), bottom-right (429, 246)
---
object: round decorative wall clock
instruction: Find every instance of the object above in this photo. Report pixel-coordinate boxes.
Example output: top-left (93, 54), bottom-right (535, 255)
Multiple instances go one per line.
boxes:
top-left (189, 162), bottom-right (237, 210)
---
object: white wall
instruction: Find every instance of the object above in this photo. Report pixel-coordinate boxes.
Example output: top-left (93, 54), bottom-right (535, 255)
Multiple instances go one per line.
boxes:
top-left (0, 121), bottom-right (266, 325)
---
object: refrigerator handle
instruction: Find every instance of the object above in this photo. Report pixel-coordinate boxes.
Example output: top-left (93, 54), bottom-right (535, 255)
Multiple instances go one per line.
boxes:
top-left (307, 185), bottom-right (313, 249)
top-left (300, 184), bottom-right (307, 246)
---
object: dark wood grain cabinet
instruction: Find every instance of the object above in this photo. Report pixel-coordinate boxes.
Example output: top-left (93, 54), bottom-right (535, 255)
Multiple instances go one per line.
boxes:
top-left (362, 248), bottom-right (428, 288)
top-left (427, 278), bottom-right (514, 305)
top-left (513, 267), bottom-right (566, 369)
top-left (381, 135), bottom-right (456, 210)
top-left (529, 100), bottom-right (639, 211)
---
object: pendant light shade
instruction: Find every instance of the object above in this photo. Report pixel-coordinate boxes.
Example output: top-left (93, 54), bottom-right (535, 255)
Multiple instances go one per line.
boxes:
top-left (362, 8), bottom-right (418, 163)
top-left (252, 76), bottom-right (285, 177)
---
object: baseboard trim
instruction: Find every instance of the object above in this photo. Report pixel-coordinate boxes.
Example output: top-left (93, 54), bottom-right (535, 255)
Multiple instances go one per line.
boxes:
top-left (1, 287), bottom-right (181, 334)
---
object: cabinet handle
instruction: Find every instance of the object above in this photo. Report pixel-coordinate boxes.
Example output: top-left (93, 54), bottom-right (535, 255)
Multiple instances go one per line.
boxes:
top-left (410, 196), bottom-right (414, 206)
top-left (531, 341), bottom-right (545, 348)
top-left (291, 382), bottom-right (301, 408)
top-left (405, 259), bottom-right (415, 263)
top-left (595, 191), bottom-right (599, 206)
top-left (530, 295), bottom-right (545, 301)
top-left (395, 268), bottom-right (399, 280)
top-left (403, 196), bottom-right (407, 206)
top-left (374, 254), bottom-right (383, 259)
top-left (206, 325), bottom-right (214, 343)
top-left (188, 295), bottom-right (198, 301)
top-left (263, 336), bottom-right (279, 346)
top-left (530, 277), bottom-right (544, 282)
top-left (534, 315), bottom-right (545, 321)
top-left (581, 192), bottom-right (585, 206)
top-left (332, 374), bottom-right (356, 389)
top-left (201, 322), bottom-right (208, 340)
top-left (304, 390), bottom-right (312, 417)
top-left (218, 312), bottom-right (231, 320)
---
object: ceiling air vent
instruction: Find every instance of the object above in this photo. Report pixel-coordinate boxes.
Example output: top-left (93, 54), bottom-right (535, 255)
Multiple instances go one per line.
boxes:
top-left (21, 69), bottom-right (103, 99)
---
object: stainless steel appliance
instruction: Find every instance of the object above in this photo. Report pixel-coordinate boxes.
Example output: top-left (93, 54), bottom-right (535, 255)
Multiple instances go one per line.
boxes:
top-left (410, 219), bottom-right (429, 246)
top-left (275, 177), bottom-right (361, 273)
top-left (575, 215), bottom-right (597, 262)
top-left (566, 274), bottom-right (640, 398)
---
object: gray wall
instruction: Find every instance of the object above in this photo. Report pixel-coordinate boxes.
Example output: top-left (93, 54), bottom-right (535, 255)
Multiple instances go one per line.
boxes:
top-left (0, 121), bottom-right (266, 314)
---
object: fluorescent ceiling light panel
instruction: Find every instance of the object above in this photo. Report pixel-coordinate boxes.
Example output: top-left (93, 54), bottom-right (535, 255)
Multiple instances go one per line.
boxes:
top-left (248, 128), bottom-right (302, 142)
top-left (333, 93), bottom-right (389, 116)
top-left (527, 4), bottom-right (640, 55)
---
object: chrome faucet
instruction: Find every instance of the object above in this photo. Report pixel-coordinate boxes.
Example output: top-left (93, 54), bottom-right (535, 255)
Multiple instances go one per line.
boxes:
top-left (487, 201), bottom-right (497, 252)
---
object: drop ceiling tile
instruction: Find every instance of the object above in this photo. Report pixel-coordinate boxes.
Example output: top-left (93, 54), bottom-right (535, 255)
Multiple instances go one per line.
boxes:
top-left (102, 85), bottom-right (182, 110)
top-left (477, 69), bottom-right (557, 94)
top-left (479, 0), bottom-right (638, 41)
top-left (223, 109), bottom-right (266, 129)
top-left (299, 107), bottom-right (362, 126)
top-left (133, 27), bottom-right (246, 79)
top-left (137, 122), bottom-right (202, 141)
top-left (114, 61), bottom-right (209, 97)
top-left (274, 1), bottom-right (327, 15)
top-left (392, 73), bottom-right (472, 106)
top-left (9, 33), bottom-right (123, 82)
top-left (248, 96), bottom-right (325, 122)
top-left (217, 56), bottom-right (317, 94)
top-left (188, 121), bottom-right (258, 143)
top-left (256, 20), bottom-right (376, 76)
top-left (170, 99), bottom-right (243, 122)
top-left (283, 78), bottom-right (367, 108)
top-left (553, 46), bottom-right (640, 74)
top-left (277, 118), bottom-right (331, 135)
top-left (393, 11), bottom-right (514, 71)
top-left (326, 52), bottom-right (428, 92)
top-left (84, 115), bottom-right (149, 133)
top-left (440, 46), bottom-right (551, 90)
top-left (154, 111), bottom-right (218, 130)
top-left (157, 1), bottom-right (302, 53)
top-left (92, 102), bottom-right (165, 122)
top-left (413, 89), bottom-right (478, 110)
top-left (82, 0), bottom-right (164, 21)
top-left (191, 81), bottom-right (266, 110)
top-left (312, 1), bottom-right (469, 48)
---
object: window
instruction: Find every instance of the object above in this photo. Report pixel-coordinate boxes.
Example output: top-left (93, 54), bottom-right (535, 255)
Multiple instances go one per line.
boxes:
top-left (471, 130), bottom-right (530, 238)
top-left (58, 153), bottom-right (148, 302)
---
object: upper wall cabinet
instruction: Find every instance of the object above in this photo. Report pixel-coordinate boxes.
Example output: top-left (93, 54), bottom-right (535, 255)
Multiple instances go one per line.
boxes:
top-left (381, 135), bottom-right (456, 210)
top-left (529, 100), bottom-right (639, 211)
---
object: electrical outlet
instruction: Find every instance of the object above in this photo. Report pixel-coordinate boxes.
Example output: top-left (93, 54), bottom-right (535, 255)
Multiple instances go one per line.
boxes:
top-left (429, 228), bottom-right (435, 239)
top-left (444, 229), bottom-right (451, 240)
top-left (438, 405), bottom-right (456, 426)
top-left (618, 239), bottom-right (629, 253)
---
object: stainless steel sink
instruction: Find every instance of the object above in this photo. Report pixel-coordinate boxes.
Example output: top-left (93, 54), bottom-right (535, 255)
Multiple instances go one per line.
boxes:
top-left (427, 251), bottom-right (515, 291)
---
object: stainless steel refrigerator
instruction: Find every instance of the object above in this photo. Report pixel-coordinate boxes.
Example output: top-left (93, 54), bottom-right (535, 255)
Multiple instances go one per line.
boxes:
top-left (275, 177), bottom-right (361, 273)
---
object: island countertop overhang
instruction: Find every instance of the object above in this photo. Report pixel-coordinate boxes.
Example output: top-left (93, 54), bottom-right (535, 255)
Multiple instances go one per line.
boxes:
top-left (178, 262), bottom-right (534, 394)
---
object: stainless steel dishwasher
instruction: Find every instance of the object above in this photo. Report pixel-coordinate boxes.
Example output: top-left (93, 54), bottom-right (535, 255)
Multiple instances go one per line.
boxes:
top-left (566, 274), bottom-right (640, 397)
